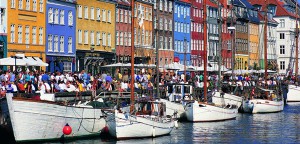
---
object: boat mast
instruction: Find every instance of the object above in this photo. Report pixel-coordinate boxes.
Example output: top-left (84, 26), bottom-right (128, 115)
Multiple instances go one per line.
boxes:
top-left (203, 0), bottom-right (208, 102)
top-left (295, 2), bottom-right (298, 82)
top-left (217, 0), bottom-right (222, 91)
top-left (264, 0), bottom-right (268, 87)
top-left (130, 0), bottom-right (135, 112)
top-left (231, 0), bottom-right (235, 78)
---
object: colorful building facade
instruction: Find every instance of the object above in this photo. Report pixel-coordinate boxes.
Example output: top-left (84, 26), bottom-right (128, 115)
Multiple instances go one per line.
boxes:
top-left (76, 0), bottom-right (116, 74)
top-left (174, 0), bottom-right (191, 65)
top-left (134, 0), bottom-right (154, 64)
top-left (248, 7), bottom-right (259, 69)
top-left (207, 1), bottom-right (218, 64)
top-left (191, 0), bottom-right (204, 67)
top-left (154, 0), bottom-right (174, 66)
top-left (7, 0), bottom-right (46, 71)
top-left (116, 0), bottom-right (131, 63)
top-left (46, 0), bottom-right (76, 73)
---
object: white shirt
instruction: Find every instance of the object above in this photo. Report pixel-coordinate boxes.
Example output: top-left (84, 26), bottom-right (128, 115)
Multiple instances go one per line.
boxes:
top-left (44, 83), bottom-right (51, 91)
top-left (12, 84), bottom-right (18, 92)
top-left (66, 84), bottom-right (76, 92)
top-left (59, 83), bottom-right (67, 90)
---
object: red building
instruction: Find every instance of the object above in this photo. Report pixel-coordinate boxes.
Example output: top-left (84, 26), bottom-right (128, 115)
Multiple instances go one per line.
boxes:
top-left (191, 0), bottom-right (204, 67)
top-left (116, 1), bottom-right (132, 63)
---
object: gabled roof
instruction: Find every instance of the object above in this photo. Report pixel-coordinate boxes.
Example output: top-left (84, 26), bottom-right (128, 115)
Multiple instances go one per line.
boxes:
top-left (257, 12), bottom-right (278, 24)
top-left (248, 0), bottom-right (298, 18)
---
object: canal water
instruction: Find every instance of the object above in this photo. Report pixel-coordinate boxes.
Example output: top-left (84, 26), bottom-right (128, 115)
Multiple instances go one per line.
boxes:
top-left (2, 103), bottom-right (300, 143)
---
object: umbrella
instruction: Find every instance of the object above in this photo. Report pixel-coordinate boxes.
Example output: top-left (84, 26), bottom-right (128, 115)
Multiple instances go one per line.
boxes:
top-left (0, 57), bottom-right (27, 66)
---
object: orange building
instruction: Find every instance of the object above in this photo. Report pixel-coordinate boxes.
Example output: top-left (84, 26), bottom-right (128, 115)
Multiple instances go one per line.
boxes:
top-left (7, 0), bottom-right (46, 70)
top-left (133, 0), bottom-right (154, 64)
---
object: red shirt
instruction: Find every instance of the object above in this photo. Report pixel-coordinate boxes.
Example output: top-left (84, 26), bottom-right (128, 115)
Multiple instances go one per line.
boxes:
top-left (17, 83), bottom-right (25, 91)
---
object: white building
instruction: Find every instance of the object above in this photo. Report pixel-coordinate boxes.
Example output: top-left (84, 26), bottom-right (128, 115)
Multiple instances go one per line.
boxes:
top-left (0, 0), bottom-right (7, 34)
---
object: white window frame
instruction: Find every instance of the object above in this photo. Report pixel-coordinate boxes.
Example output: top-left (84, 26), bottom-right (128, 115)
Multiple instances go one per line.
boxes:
top-left (102, 9), bottom-right (106, 22)
top-left (78, 5), bottom-right (82, 18)
top-left (68, 37), bottom-right (72, 53)
top-left (32, 26), bottom-right (36, 44)
top-left (108, 33), bottom-right (111, 47)
top-left (39, 0), bottom-right (43, 12)
top-left (120, 32), bottom-right (123, 46)
top-left (90, 7), bottom-right (94, 20)
top-left (128, 32), bottom-right (131, 46)
top-left (48, 34), bottom-right (53, 52)
top-left (169, 37), bottom-right (172, 50)
top-left (84, 30), bottom-right (88, 44)
top-left (169, 1), bottom-right (172, 12)
top-left (68, 11), bottom-right (73, 26)
top-left (60, 10), bottom-right (64, 25)
top-left (10, 24), bottom-right (15, 43)
top-left (108, 10), bottom-right (111, 23)
top-left (91, 31), bottom-right (95, 45)
top-left (60, 36), bottom-right (64, 52)
top-left (84, 6), bottom-right (88, 19)
top-left (54, 9), bottom-right (59, 24)
top-left (39, 27), bottom-right (43, 44)
top-left (120, 9), bottom-right (123, 22)
top-left (54, 35), bottom-right (58, 52)
top-left (102, 32), bottom-right (106, 46)
top-left (124, 10), bottom-right (127, 23)
top-left (33, 0), bottom-right (37, 11)
top-left (18, 0), bottom-right (23, 10)
top-left (18, 25), bottom-right (22, 44)
top-left (11, 0), bottom-right (16, 8)
top-left (96, 31), bottom-right (100, 46)
top-left (78, 30), bottom-right (82, 44)
top-left (63, 62), bottom-right (72, 72)
top-left (25, 26), bottom-right (29, 44)
top-left (96, 8), bottom-right (100, 21)
top-left (48, 8), bottom-right (53, 23)
top-left (25, 0), bottom-right (30, 10)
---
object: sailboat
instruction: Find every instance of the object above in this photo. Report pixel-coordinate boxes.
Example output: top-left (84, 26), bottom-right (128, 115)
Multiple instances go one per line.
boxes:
top-left (242, 2), bottom-right (284, 113)
top-left (185, 0), bottom-right (238, 122)
top-left (104, 0), bottom-right (176, 139)
top-left (287, 2), bottom-right (300, 103)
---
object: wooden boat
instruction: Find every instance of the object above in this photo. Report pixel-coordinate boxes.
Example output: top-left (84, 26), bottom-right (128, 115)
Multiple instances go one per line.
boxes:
top-left (0, 93), bottom-right (106, 142)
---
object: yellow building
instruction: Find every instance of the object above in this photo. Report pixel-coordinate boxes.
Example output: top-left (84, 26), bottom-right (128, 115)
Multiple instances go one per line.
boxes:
top-left (235, 55), bottom-right (248, 70)
top-left (76, 0), bottom-right (116, 73)
top-left (249, 23), bottom-right (259, 69)
top-left (7, 0), bottom-right (46, 70)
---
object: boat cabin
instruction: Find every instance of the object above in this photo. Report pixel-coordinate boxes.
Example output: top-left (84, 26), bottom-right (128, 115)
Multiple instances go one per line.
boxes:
top-left (165, 83), bottom-right (193, 103)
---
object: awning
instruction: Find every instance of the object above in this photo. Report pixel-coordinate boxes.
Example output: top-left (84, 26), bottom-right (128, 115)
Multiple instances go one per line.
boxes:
top-left (33, 57), bottom-right (49, 66)
top-left (0, 57), bottom-right (27, 66)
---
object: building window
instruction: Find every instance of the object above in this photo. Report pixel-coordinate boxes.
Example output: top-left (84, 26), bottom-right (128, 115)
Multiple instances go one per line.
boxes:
top-left (164, 0), bottom-right (167, 12)
top-left (25, 26), bottom-right (29, 44)
top-left (159, 0), bottom-right (162, 11)
top-left (63, 62), bottom-right (72, 72)
top-left (60, 36), bottom-right (64, 52)
top-left (280, 61), bottom-right (285, 70)
top-left (116, 9), bottom-right (119, 22)
top-left (18, 25), bottom-right (22, 43)
top-left (48, 8), bottom-right (53, 23)
top-left (159, 36), bottom-right (163, 48)
top-left (280, 45), bottom-right (285, 54)
top-left (68, 37), bottom-right (72, 53)
top-left (68, 11), bottom-right (73, 26)
top-left (90, 7), bottom-right (94, 20)
top-left (84, 6), bottom-right (88, 19)
top-left (90, 31), bottom-right (94, 45)
top-left (11, 0), bottom-right (16, 8)
top-left (129, 11), bottom-right (132, 23)
top-left (120, 32), bottom-right (123, 46)
top-left (108, 10), bottom-right (111, 23)
top-left (120, 9), bottom-right (123, 22)
top-left (116, 31), bottom-right (119, 45)
top-left (25, 0), bottom-right (30, 10)
top-left (39, 27), bottom-right (43, 44)
top-left (18, 0), bottom-right (23, 9)
top-left (96, 8), bottom-right (100, 21)
top-left (60, 10), bottom-right (64, 25)
top-left (78, 5), bottom-right (82, 18)
top-left (102, 32), bottom-right (106, 46)
top-left (54, 35), bottom-right (58, 52)
top-left (48, 34), bottom-right (53, 51)
top-left (164, 18), bottom-right (168, 31)
top-left (169, 21), bottom-right (172, 31)
top-left (78, 30), bottom-right (82, 44)
top-left (124, 10), bottom-right (127, 23)
top-left (39, 0), bottom-right (43, 12)
top-left (169, 37), bottom-right (172, 50)
top-left (32, 26), bottom-right (36, 44)
top-left (128, 32), bottom-right (131, 46)
top-left (169, 1), bottom-right (172, 12)
top-left (10, 24), bottom-right (15, 43)
top-left (280, 33), bottom-right (285, 39)
top-left (84, 30), bottom-right (88, 44)
top-left (108, 33), bottom-right (111, 47)
top-left (164, 37), bottom-right (168, 49)
top-left (33, 0), bottom-right (37, 11)
top-left (96, 32), bottom-right (100, 45)
top-left (102, 9), bottom-right (106, 21)
top-left (279, 19), bottom-right (285, 28)
top-left (54, 9), bottom-right (59, 24)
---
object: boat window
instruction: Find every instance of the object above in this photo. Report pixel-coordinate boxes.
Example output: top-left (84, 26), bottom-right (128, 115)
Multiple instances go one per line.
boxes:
top-left (184, 86), bottom-right (190, 93)
top-left (176, 86), bottom-right (181, 93)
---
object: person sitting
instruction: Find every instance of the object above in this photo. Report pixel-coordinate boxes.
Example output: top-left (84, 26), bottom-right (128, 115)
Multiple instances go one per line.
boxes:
top-left (16, 81), bottom-right (25, 93)
top-left (65, 81), bottom-right (76, 92)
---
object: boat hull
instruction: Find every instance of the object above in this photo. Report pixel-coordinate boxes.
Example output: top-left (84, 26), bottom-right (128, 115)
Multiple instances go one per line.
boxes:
top-left (287, 85), bottom-right (300, 102)
top-left (212, 92), bottom-right (243, 108)
top-left (243, 99), bottom-right (284, 113)
top-left (106, 110), bottom-right (174, 139)
top-left (1, 94), bottom-right (106, 142)
top-left (185, 101), bottom-right (238, 122)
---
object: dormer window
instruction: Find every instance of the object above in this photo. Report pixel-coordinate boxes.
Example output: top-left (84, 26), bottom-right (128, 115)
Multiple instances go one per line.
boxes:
top-left (268, 4), bottom-right (277, 16)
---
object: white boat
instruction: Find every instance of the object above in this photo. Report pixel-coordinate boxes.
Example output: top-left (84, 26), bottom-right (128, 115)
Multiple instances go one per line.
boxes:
top-left (185, 101), bottom-right (238, 122)
top-left (1, 94), bottom-right (106, 142)
top-left (241, 88), bottom-right (284, 113)
top-left (105, 101), bottom-right (176, 139)
top-left (159, 99), bottom-right (185, 118)
top-left (287, 85), bottom-right (300, 102)
top-left (212, 91), bottom-right (243, 109)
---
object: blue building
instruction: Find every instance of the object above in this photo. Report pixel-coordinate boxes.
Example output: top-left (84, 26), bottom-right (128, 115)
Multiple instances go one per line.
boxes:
top-left (173, 0), bottom-right (191, 65)
top-left (46, 0), bottom-right (76, 73)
